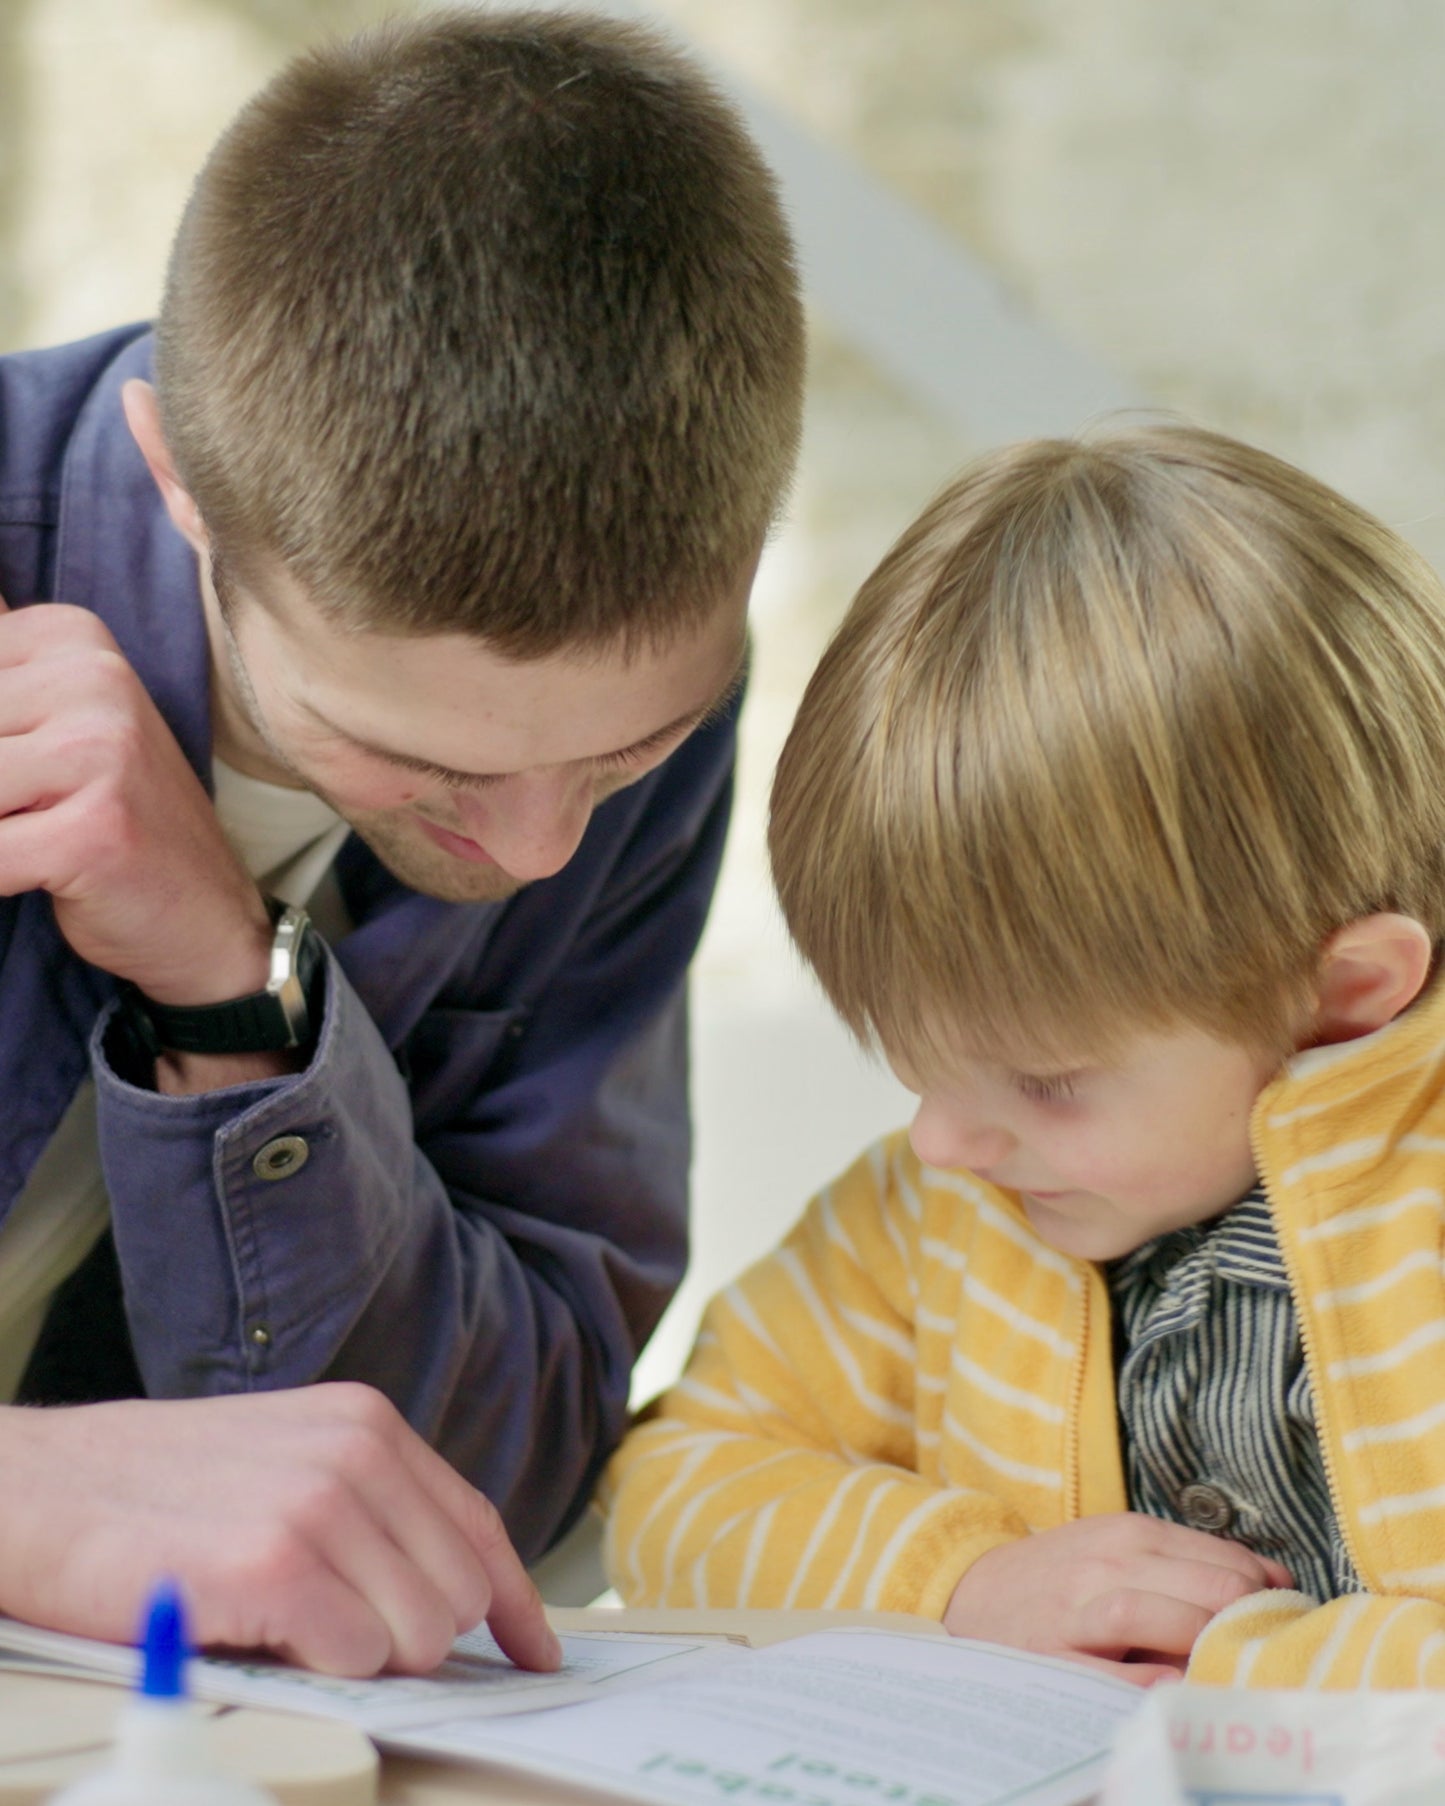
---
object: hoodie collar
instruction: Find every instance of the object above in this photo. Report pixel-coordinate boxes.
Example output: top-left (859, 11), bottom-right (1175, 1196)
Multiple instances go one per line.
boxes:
top-left (53, 329), bottom-right (213, 787)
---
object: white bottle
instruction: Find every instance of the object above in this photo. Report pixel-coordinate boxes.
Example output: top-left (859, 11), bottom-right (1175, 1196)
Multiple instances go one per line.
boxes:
top-left (45, 1583), bottom-right (280, 1806)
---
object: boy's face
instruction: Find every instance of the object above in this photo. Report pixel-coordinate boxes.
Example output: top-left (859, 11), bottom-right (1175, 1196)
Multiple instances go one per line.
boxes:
top-left (203, 557), bottom-right (751, 904)
top-left (892, 1025), bottom-right (1285, 1261)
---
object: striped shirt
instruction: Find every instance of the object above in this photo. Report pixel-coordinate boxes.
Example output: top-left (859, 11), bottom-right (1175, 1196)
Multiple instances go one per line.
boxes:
top-left (1110, 1186), bottom-right (1362, 1604)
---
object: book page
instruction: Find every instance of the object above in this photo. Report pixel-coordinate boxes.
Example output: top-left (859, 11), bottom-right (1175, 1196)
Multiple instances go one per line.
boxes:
top-left (0, 1616), bottom-right (1142, 1806)
top-left (397, 1630), bottom-right (1142, 1806)
top-left (0, 1617), bottom-right (724, 1726)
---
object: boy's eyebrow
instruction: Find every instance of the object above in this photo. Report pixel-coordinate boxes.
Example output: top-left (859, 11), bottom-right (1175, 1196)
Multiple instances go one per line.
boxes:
top-left (302, 642), bottom-right (750, 785)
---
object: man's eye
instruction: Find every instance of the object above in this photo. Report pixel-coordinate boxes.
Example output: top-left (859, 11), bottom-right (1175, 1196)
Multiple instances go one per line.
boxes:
top-left (1014, 1072), bottom-right (1078, 1104)
top-left (594, 732), bottom-right (678, 772)
top-left (394, 758), bottom-right (496, 790)
top-left (595, 743), bottom-right (657, 772)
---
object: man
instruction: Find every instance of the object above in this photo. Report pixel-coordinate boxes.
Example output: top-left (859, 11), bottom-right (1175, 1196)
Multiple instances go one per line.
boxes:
top-left (0, 7), bottom-right (804, 1675)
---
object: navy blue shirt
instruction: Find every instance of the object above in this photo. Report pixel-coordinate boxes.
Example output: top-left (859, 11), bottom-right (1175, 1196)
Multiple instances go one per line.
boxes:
top-left (0, 326), bottom-right (738, 1557)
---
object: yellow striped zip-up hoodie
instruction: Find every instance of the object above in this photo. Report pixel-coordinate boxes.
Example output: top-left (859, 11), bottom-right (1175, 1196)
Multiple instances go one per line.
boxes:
top-left (604, 978), bottom-right (1445, 1687)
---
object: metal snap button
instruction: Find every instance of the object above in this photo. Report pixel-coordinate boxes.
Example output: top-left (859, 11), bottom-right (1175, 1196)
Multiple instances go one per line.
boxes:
top-left (252, 1134), bottom-right (310, 1181)
top-left (1178, 1481), bottom-right (1235, 1533)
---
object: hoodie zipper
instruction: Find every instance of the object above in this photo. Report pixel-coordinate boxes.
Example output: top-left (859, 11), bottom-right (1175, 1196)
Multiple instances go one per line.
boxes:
top-left (1250, 1112), bottom-right (1370, 1589)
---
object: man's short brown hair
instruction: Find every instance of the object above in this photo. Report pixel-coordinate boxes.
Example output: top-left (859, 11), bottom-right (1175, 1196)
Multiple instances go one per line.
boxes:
top-left (156, 8), bottom-right (804, 652)
top-left (770, 424), bottom-right (1445, 1072)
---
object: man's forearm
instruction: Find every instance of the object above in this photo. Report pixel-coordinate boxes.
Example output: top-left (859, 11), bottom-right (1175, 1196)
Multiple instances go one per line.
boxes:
top-left (93, 952), bottom-right (678, 1556)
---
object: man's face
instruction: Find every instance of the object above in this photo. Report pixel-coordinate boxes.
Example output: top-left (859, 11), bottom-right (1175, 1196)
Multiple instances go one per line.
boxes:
top-left (891, 1024), bottom-right (1285, 1262)
top-left (203, 560), bottom-right (751, 904)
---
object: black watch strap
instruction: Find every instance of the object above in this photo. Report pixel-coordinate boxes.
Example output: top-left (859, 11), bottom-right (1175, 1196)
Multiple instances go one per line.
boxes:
top-left (120, 900), bottom-right (325, 1057)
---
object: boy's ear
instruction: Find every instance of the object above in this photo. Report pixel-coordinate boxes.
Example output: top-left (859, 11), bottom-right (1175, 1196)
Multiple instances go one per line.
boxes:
top-left (1307, 913), bottom-right (1434, 1047)
top-left (121, 379), bottom-right (210, 557)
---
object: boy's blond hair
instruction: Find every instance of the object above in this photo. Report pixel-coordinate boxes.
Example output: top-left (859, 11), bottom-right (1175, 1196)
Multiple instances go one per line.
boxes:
top-left (156, 9), bottom-right (803, 653)
top-left (770, 424), bottom-right (1445, 1070)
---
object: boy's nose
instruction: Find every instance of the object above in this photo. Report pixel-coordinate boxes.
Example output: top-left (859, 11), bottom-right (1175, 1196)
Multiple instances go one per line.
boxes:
top-left (450, 771), bottom-right (594, 882)
top-left (908, 1101), bottom-right (1016, 1177)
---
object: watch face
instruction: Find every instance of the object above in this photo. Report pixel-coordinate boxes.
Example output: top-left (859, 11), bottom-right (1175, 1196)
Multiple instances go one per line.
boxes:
top-left (127, 905), bottom-right (322, 1055)
top-left (267, 906), bottom-right (314, 1043)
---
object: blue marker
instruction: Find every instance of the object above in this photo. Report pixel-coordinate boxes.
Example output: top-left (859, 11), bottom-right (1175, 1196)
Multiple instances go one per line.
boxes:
top-left (139, 1580), bottom-right (187, 1699)
top-left (44, 1582), bottom-right (279, 1805)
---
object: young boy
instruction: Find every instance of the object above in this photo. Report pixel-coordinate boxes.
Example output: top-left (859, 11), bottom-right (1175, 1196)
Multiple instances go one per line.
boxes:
top-left (604, 424), bottom-right (1445, 1689)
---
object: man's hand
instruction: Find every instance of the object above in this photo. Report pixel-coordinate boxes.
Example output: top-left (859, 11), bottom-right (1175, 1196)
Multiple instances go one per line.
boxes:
top-left (0, 1384), bottom-right (561, 1678)
top-left (944, 1513), bottom-right (1293, 1687)
top-left (0, 597), bottom-right (273, 1007)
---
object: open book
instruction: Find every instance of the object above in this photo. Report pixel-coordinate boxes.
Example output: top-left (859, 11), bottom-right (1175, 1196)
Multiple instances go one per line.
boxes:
top-left (0, 1613), bottom-right (1142, 1806)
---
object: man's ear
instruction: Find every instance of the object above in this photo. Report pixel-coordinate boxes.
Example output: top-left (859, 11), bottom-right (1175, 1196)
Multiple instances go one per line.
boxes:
top-left (1307, 913), bottom-right (1434, 1047)
top-left (122, 379), bottom-right (209, 557)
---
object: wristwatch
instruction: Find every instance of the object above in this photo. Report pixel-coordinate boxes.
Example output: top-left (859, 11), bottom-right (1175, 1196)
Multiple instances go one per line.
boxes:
top-left (118, 899), bottom-right (325, 1057)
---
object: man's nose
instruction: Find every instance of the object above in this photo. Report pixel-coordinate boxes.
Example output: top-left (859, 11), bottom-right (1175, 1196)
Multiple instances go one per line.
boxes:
top-left (450, 770), bottom-right (594, 882)
top-left (908, 1097), bottom-right (1016, 1176)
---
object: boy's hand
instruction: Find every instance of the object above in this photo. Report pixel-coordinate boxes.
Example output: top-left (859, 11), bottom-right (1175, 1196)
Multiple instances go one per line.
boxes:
top-left (0, 1383), bottom-right (562, 1679)
top-left (0, 596), bottom-right (275, 1011)
top-left (943, 1513), bottom-right (1293, 1687)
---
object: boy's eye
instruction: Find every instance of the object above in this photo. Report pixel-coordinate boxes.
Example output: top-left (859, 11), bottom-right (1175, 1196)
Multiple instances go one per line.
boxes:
top-left (1013, 1071), bottom-right (1078, 1104)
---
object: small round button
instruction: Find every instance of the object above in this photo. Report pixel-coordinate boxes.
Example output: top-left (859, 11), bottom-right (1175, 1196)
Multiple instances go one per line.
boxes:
top-left (252, 1135), bottom-right (310, 1181)
top-left (249, 1324), bottom-right (272, 1348)
top-left (1178, 1481), bottom-right (1235, 1533)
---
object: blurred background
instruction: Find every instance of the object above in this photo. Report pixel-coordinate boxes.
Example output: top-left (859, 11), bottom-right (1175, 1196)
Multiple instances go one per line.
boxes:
top-left (3, 0), bottom-right (1443, 1403)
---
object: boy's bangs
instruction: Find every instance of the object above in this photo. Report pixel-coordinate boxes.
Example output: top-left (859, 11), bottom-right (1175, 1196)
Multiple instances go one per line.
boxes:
top-left (816, 695), bottom-right (1247, 1076)
top-left (773, 424), bottom-right (1445, 1085)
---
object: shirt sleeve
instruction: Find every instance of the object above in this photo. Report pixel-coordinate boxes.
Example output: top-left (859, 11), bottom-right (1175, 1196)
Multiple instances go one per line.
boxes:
top-left (1189, 1588), bottom-right (1445, 1687)
top-left (87, 725), bottom-right (733, 1563)
top-left (602, 1144), bottom-right (1029, 1617)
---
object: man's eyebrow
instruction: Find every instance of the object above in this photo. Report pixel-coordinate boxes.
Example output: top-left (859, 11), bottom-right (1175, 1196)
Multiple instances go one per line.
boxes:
top-left (301, 640), bottom-right (750, 785)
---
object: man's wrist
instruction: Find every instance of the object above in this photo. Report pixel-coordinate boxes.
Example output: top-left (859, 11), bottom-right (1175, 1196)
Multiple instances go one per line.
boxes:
top-left (117, 901), bottom-right (326, 1063)
top-left (153, 1043), bottom-right (305, 1095)
top-left (133, 895), bottom-right (275, 1007)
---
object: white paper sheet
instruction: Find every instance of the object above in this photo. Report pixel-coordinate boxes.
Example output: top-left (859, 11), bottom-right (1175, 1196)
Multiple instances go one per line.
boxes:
top-left (0, 1617), bottom-right (718, 1725)
top-left (0, 1617), bottom-right (1142, 1805)
top-left (400, 1630), bottom-right (1141, 1806)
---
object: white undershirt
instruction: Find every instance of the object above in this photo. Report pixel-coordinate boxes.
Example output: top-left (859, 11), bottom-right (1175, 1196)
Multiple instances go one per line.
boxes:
top-left (0, 761), bottom-right (350, 1399)
top-left (208, 760), bottom-right (350, 931)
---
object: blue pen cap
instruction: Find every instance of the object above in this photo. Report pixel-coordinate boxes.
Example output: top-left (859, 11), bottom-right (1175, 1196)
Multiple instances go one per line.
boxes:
top-left (137, 1580), bottom-right (190, 1700)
